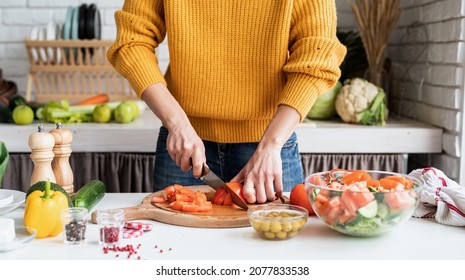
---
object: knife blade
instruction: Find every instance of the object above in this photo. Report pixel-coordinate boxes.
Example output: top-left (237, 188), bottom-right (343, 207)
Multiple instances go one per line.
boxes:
top-left (200, 163), bottom-right (249, 210)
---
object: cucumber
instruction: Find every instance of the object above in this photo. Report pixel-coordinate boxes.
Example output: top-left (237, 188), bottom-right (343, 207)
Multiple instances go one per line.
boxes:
top-left (310, 188), bottom-right (320, 201)
top-left (27, 181), bottom-right (73, 207)
top-left (73, 180), bottom-right (106, 211)
top-left (8, 94), bottom-right (28, 111)
top-left (377, 202), bottom-right (390, 219)
top-left (357, 200), bottom-right (378, 218)
top-left (0, 102), bottom-right (12, 123)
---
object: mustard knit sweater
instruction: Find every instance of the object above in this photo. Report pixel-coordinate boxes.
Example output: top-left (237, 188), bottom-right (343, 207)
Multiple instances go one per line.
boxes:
top-left (107, 0), bottom-right (346, 143)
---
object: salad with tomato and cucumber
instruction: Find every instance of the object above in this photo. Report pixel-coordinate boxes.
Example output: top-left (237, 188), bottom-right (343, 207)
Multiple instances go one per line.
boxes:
top-left (306, 169), bottom-right (422, 236)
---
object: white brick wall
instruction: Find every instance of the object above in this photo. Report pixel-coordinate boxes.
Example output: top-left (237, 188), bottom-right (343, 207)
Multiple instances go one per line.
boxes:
top-left (0, 0), bottom-right (463, 182)
top-left (0, 0), bottom-right (170, 93)
top-left (385, 0), bottom-right (465, 182)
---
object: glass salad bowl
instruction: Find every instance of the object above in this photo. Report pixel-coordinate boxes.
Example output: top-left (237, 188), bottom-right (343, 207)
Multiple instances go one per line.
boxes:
top-left (305, 169), bottom-right (423, 237)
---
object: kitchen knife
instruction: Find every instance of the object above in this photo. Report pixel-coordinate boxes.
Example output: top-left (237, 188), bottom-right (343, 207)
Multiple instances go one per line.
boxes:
top-left (200, 163), bottom-right (249, 210)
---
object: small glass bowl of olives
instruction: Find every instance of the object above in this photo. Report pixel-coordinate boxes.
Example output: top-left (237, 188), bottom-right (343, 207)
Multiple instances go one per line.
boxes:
top-left (247, 204), bottom-right (308, 241)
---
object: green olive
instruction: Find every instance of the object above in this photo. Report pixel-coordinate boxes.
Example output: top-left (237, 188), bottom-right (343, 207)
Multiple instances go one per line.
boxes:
top-left (264, 231), bottom-right (276, 239)
top-left (252, 221), bottom-right (262, 231)
top-left (260, 221), bottom-right (271, 232)
top-left (288, 231), bottom-right (298, 238)
top-left (270, 222), bottom-right (282, 233)
top-left (281, 221), bottom-right (293, 232)
top-left (291, 221), bottom-right (302, 231)
top-left (275, 231), bottom-right (287, 239)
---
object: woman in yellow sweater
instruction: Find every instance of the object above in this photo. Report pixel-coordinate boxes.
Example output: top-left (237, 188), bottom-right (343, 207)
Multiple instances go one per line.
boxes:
top-left (108, 0), bottom-right (346, 203)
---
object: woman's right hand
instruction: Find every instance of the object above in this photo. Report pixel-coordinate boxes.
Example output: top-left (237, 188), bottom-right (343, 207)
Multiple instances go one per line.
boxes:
top-left (166, 122), bottom-right (206, 178)
top-left (142, 83), bottom-right (206, 178)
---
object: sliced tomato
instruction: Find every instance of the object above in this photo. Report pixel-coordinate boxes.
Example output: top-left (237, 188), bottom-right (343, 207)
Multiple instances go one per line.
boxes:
top-left (164, 185), bottom-right (177, 202)
top-left (384, 191), bottom-right (416, 210)
top-left (163, 184), bottom-right (213, 212)
top-left (340, 170), bottom-right (373, 185)
top-left (226, 182), bottom-right (246, 203)
top-left (222, 193), bottom-right (233, 206)
top-left (211, 188), bottom-right (227, 205)
top-left (197, 201), bottom-right (213, 212)
top-left (211, 182), bottom-right (245, 207)
top-left (151, 195), bottom-right (166, 204)
top-left (167, 200), bottom-right (185, 211)
top-left (175, 193), bottom-right (194, 203)
top-left (182, 204), bottom-right (199, 212)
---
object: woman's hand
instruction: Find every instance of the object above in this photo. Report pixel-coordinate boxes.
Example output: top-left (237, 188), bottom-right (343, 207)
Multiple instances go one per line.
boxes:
top-left (166, 121), bottom-right (206, 178)
top-left (142, 83), bottom-right (206, 178)
top-left (232, 105), bottom-right (301, 204)
top-left (232, 145), bottom-right (283, 204)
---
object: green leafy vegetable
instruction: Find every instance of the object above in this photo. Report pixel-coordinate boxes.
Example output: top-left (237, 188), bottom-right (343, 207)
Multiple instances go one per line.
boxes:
top-left (307, 82), bottom-right (342, 120)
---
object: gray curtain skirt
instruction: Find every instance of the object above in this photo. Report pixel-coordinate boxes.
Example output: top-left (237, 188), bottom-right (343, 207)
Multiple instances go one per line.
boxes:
top-left (2, 153), bottom-right (405, 193)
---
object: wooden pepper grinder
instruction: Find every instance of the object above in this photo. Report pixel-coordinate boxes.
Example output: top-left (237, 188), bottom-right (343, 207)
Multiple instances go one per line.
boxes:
top-left (29, 125), bottom-right (56, 186)
top-left (50, 123), bottom-right (74, 196)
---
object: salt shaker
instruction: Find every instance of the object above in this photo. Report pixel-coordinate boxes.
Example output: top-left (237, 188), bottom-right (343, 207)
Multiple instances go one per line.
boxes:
top-left (29, 125), bottom-right (56, 186)
top-left (50, 123), bottom-right (74, 196)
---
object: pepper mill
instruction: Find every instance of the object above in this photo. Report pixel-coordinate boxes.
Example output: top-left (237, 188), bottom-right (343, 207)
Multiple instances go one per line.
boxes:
top-left (29, 125), bottom-right (56, 186)
top-left (50, 123), bottom-right (74, 196)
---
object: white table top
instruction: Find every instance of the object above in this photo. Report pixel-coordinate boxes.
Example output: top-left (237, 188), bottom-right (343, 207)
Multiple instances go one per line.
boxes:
top-left (0, 110), bottom-right (442, 153)
top-left (1, 193), bottom-right (463, 260)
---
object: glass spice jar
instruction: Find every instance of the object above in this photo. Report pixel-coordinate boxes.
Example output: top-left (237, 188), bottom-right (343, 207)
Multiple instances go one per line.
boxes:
top-left (96, 209), bottom-right (124, 246)
top-left (61, 207), bottom-right (88, 245)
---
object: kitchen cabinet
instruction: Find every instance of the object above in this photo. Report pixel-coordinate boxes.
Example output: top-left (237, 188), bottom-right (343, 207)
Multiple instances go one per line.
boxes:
top-left (0, 110), bottom-right (442, 192)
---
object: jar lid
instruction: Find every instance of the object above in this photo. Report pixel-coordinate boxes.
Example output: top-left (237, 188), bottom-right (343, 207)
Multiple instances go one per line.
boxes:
top-left (96, 209), bottom-right (124, 221)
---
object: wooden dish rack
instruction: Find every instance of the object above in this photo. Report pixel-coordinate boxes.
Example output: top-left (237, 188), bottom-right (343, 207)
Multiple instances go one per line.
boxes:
top-left (23, 40), bottom-right (136, 103)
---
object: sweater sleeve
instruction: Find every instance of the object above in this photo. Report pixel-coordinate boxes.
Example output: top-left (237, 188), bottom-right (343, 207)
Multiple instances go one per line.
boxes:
top-left (106, 0), bottom-right (167, 98)
top-left (279, 0), bottom-right (346, 121)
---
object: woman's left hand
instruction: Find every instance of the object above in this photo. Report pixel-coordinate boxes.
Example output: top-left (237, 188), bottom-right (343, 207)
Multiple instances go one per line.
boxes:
top-left (231, 145), bottom-right (283, 204)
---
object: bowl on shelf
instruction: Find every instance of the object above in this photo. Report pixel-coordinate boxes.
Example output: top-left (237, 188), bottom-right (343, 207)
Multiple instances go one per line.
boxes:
top-left (247, 204), bottom-right (308, 241)
top-left (305, 169), bottom-right (423, 237)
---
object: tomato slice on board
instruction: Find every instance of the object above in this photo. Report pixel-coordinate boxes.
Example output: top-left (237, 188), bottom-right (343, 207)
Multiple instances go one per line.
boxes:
top-left (151, 195), bottom-right (166, 204)
top-left (182, 204), bottom-right (200, 212)
top-left (162, 184), bottom-right (213, 213)
top-left (211, 182), bottom-right (245, 207)
top-left (211, 188), bottom-right (227, 205)
top-left (222, 193), bottom-right (233, 206)
top-left (197, 201), bottom-right (213, 212)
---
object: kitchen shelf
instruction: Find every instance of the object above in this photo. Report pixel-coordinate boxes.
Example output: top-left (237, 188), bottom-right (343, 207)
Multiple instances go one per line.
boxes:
top-left (23, 39), bottom-right (136, 103)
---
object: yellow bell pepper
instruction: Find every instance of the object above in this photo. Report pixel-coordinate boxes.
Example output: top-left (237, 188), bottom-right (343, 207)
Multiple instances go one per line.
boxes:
top-left (24, 179), bottom-right (69, 238)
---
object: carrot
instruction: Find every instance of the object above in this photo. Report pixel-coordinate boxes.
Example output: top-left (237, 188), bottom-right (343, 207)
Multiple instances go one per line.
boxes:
top-left (76, 93), bottom-right (110, 106)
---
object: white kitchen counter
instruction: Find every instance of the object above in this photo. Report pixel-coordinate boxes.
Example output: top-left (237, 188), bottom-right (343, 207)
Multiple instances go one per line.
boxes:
top-left (0, 193), bottom-right (463, 260)
top-left (1, 110), bottom-right (442, 154)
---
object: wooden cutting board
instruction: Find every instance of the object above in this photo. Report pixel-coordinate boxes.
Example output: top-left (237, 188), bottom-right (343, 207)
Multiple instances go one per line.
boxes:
top-left (91, 186), bottom-right (288, 228)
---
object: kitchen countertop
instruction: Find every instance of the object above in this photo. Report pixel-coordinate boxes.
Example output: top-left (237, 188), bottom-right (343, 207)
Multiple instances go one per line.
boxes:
top-left (1, 110), bottom-right (442, 154)
top-left (1, 193), bottom-right (464, 260)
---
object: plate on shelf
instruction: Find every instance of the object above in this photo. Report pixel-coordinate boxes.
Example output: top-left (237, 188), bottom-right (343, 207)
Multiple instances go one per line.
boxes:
top-left (62, 6), bottom-right (73, 40)
top-left (36, 27), bottom-right (48, 62)
top-left (78, 3), bottom-right (88, 39)
top-left (0, 227), bottom-right (36, 252)
top-left (71, 6), bottom-right (79, 40)
top-left (0, 190), bottom-right (25, 216)
top-left (29, 26), bottom-right (39, 62)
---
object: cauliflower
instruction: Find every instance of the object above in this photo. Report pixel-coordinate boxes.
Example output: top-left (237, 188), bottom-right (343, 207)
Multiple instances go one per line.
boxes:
top-left (335, 78), bottom-right (388, 126)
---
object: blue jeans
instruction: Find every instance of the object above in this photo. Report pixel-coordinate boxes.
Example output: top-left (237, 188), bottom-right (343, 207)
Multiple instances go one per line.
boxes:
top-left (153, 126), bottom-right (304, 192)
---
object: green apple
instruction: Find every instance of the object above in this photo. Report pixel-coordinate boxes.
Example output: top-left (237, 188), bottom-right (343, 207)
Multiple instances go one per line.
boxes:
top-left (124, 101), bottom-right (140, 120)
top-left (114, 102), bottom-right (134, 124)
top-left (12, 105), bottom-right (34, 125)
top-left (92, 104), bottom-right (112, 123)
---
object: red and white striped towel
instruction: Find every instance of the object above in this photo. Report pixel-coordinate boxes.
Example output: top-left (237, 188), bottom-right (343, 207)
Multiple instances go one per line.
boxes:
top-left (409, 167), bottom-right (465, 226)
